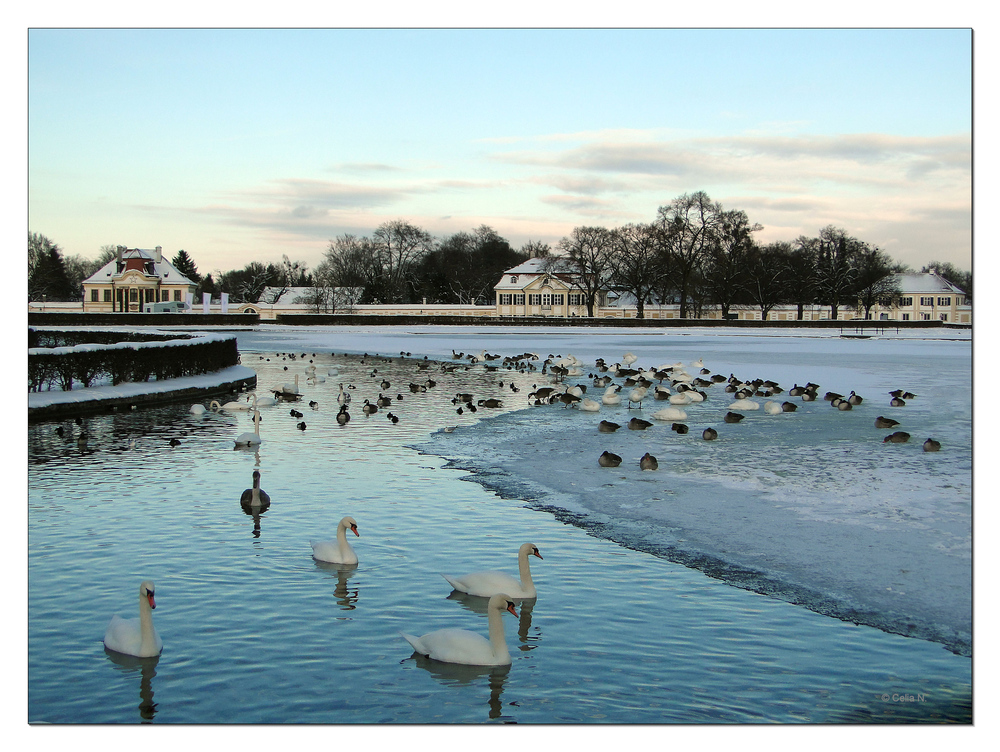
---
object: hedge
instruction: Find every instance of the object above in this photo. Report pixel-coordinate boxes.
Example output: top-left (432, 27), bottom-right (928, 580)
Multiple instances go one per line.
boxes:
top-left (28, 329), bottom-right (241, 393)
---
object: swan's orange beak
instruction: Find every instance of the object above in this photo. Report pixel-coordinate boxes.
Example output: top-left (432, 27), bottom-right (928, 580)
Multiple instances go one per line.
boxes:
top-left (351, 525), bottom-right (359, 537)
top-left (533, 550), bottom-right (543, 560)
top-left (147, 593), bottom-right (156, 609)
top-left (506, 603), bottom-right (518, 617)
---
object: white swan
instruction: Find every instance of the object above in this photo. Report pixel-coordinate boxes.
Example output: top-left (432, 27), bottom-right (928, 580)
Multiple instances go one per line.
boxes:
top-left (763, 401), bottom-right (782, 415)
top-left (622, 352), bottom-right (638, 365)
top-left (240, 469), bottom-right (270, 506)
top-left (189, 403), bottom-right (206, 415)
top-left (580, 398), bottom-right (601, 412)
top-left (668, 392), bottom-right (693, 405)
top-left (730, 398), bottom-right (760, 410)
top-left (103, 580), bottom-right (162, 658)
top-left (310, 516), bottom-right (360, 565)
top-left (234, 410), bottom-right (262, 447)
top-left (601, 387), bottom-right (622, 406)
top-left (279, 374), bottom-right (300, 395)
top-left (249, 393), bottom-right (278, 408)
top-left (400, 593), bottom-right (519, 666)
top-left (211, 398), bottom-right (250, 411)
top-left (442, 543), bottom-right (542, 600)
top-left (652, 406), bottom-right (687, 421)
top-left (628, 386), bottom-right (648, 409)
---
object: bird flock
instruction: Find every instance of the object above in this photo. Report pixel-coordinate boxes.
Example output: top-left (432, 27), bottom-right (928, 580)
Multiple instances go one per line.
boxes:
top-left (98, 344), bottom-right (941, 668)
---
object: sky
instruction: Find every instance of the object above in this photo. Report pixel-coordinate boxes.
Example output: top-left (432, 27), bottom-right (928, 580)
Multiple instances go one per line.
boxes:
top-left (24, 24), bottom-right (974, 277)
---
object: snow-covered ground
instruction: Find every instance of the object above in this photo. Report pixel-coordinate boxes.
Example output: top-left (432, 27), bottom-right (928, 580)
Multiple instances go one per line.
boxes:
top-left (26, 323), bottom-right (974, 655)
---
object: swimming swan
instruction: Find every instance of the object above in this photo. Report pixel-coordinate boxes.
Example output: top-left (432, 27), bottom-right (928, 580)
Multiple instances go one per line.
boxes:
top-left (103, 580), bottom-right (162, 658)
top-left (234, 410), bottom-right (262, 447)
top-left (442, 542), bottom-right (543, 600)
top-left (310, 516), bottom-right (360, 565)
top-left (401, 593), bottom-right (519, 666)
top-left (240, 469), bottom-right (270, 507)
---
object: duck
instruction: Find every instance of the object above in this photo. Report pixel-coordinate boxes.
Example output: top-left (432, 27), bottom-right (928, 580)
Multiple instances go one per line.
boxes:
top-left (627, 417), bottom-right (653, 430)
top-left (702, 427), bottom-right (719, 441)
top-left (400, 593), bottom-right (519, 666)
top-left (875, 416), bottom-right (900, 429)
top-left (296, 421), bottom-right (307, 431)
top-left (290, 408), bottom-right (303, 418)
top-left (442, 542), bottom-right (543, 600)
top-left (598, 420), bottom-right (621, 433)
top-left (234, 410), bottom-right (262, 447)
top-left (599, 450), bottom-right (623, 467)
top-left (310, 516), bottom-right (360, 565)
top-left (240, 469), bottom-right (270, 507)
top-left (883, 431), bottom-right (911, 444)
top-left (639, 452), bottom-right (658, 470)
top-left (922, 438), bottom-right (942, 452)
top-left (103, 580), bottom-right (162, 658)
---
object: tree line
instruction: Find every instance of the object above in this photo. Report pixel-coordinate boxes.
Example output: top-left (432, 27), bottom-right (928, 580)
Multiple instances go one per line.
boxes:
top-left (28, 191), bottom-right (971, 318)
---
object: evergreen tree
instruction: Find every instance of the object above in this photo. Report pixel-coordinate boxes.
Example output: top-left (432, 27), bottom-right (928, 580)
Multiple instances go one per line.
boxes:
top-left (28, 240), bottom-right (77, 301)
top-left (172, 249), bottom-right (201, 282)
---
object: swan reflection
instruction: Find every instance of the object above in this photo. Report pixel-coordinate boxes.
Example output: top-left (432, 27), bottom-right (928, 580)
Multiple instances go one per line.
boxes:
top-left (445, 591), bottom-right (539, 650)
top-left (103, 649), bottom-right (160, 722)
top-left (312, 560), bottom-right (360, 610)
top-left (407, 657), bottom-right (513, 721)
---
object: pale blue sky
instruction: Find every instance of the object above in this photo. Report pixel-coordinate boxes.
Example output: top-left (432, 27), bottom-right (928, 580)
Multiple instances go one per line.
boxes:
top-left (27, 27), bottom-right (972, 274)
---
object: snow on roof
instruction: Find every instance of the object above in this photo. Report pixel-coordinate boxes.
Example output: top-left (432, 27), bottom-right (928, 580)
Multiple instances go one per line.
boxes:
top-left (494, 257), bottom-right (579, 290)
top-left (895, 272), bottom-right (966, 295)
top-left (83, 248), bottom-right (198, 287)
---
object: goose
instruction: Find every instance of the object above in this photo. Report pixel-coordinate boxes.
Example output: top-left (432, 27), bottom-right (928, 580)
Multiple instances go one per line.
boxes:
top-left (598, 420), bottom-right (621, 433)
top-left (377, 394), bottom-right (392, 408)
top-left (401, 593), bottom-right (519, 666)
top-left (781, 401), bottom-right (798, 412)
top-left (801, 391), bottom-right (817, 402)
top-left (835, 399), bottom-right (853, 411)
top-left (234, 410), bottom-right (262, 447)
top-left (823, 391), bottom-right (844, 402)
top-left (702, 427), bottom-right (719, 440)
top-left (652, 406), bottom-right (687, 421)
top-left (310, 516), bottom-right (360, 565)
top-left (580, 398), bottom-right (601, 412)
top-left (362, 400), bottom-right (378, 415)
top-left (653, 385), bottom-right (672, 400)
top-left (671, 423), bottom-right (689, 434)
top-left (922, 438), bottom-right (942, 452)
top-left (599, 450), bottom-right (622, 467)
top-left (628, 417), bottom-right (653, 430)
top-left (103, 580), bottom-right (162, 658)
top-left (336, 405), bottom-right (351, 425)
top-left (639, 452), bottom-right (658, 470)
top-left (883, 431), bottom-right (911, 444)
top-left (442, 543), bottom-right (543, 600)
top-left (724, 412), bottom-right (745, 424)
top-left (848, 391), bottom-right (864, 405)
top-left (874, 416), bottom-right (900, 429)
top-left (240, 470), bottom-right (270, 507)
top-left (478, 398), bottom-right (503, 408)
top-left (890, 397), bottom-right (906, 407)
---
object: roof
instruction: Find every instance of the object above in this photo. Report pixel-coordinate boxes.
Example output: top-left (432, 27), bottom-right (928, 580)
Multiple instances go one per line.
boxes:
top-left (83, 248), bottom-right (197, 287)
top-left (895, 272), bottom-right (966, 295)
top-left (494, 256), bottom-right (578, 290)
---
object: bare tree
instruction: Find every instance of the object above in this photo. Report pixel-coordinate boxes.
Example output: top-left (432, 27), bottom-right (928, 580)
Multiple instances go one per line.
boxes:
top-left (553, 226), bottom-right (614, 317)
top-left (701, 210), bottom-right (761, 319)
top-left (608, 223), bottom-right (668, 319)
top-left (813, 225), bottom-right (862, 320)
top-left (744, 242), bottom-right (792, 320)
top-left (372, 219), bottom-right (435, 303)
top-left (855, 245), bottom-right (901, 319)
top-left (656, 191), bottom-right (724, 318)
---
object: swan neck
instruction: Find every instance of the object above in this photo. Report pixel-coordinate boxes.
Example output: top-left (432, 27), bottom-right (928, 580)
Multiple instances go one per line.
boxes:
top-left (487, 604), bottom-right (511, 663)
top-left (518, 550), bottom-right (534, 587)
top-left (138, 594), bottom-right (156, 650)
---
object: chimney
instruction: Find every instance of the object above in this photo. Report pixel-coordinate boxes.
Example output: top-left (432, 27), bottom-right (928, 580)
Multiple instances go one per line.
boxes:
top-left (155, 246), bottom-right (162, 263)
top-left (116, 245), bottom-right (124, 272)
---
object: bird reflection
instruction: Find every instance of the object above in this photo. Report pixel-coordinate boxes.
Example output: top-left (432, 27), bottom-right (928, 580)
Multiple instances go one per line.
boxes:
top-left (445, 591), bottom-right (538, 649)
top-left (104, 649), bottom-right (160, 722)
top-left (408, 656), bottom-right (513, 720)
top-left (312, 561), bottom-right (360, 610)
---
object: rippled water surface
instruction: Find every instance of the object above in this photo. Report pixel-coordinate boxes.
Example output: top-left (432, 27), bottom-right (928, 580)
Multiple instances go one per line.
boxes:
top-left (27, 337), bottom-right (972, 723)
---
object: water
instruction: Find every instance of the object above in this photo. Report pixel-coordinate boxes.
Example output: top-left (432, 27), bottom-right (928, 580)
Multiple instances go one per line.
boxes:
top-left (27, 334), bottom-right (972, 723)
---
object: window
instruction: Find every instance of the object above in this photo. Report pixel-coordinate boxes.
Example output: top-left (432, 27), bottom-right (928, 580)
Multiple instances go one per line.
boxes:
top-left (162, 290), bottom-right (170, 301)
top-left (514, 294), bottom-right (524, 305)
top-left (90, 289), bottom-right (99, 302)
top-left (541, 293), bottom-right (552, 306)
top-left (902, 313), bottom-right (910, 320)
top-left (510, 275), bottom-right (518, 284)
top-left (129, 289), bottom-right (138, 302)
top-left (173, 290), bottom-right (181, 301)
top-left (499, 293), bottom-right (512, 305)
top-left (528, 294), bottom-right (541, 305)
top-left (898, 297), bottom-right (913, 307)
top-left (569, 293), bottom-right (584, 306)
top-left (937, 297), bottom-right (951, 307)
top-left (552, 294), bottom-right (564, 306)
top-left (145, 289), bottom-right (154, 303)
top-left (940, 313), bottom-right (949, 321)
top-left (103, 289), bottom-right (111, 302)
top-left (920, 297), bottom-right (934, 306)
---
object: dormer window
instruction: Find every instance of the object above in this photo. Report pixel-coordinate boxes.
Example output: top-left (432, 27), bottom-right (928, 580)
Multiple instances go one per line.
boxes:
top-left (510, 275), bottom-right (518, 284)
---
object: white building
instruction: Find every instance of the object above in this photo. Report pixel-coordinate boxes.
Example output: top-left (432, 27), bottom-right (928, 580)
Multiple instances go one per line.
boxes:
top-left (493, 257), bottom-right (608, 317)
top-left (81, 247), bottom-right (198, 313)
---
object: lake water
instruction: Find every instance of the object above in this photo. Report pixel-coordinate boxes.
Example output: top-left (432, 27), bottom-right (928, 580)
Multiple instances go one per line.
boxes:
top-left (26, 330), bottom-right (972, 723)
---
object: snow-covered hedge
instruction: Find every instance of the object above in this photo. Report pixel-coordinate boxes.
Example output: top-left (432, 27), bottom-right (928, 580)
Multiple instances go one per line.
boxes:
top-left (28, 329), bottom-right (240, 392)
